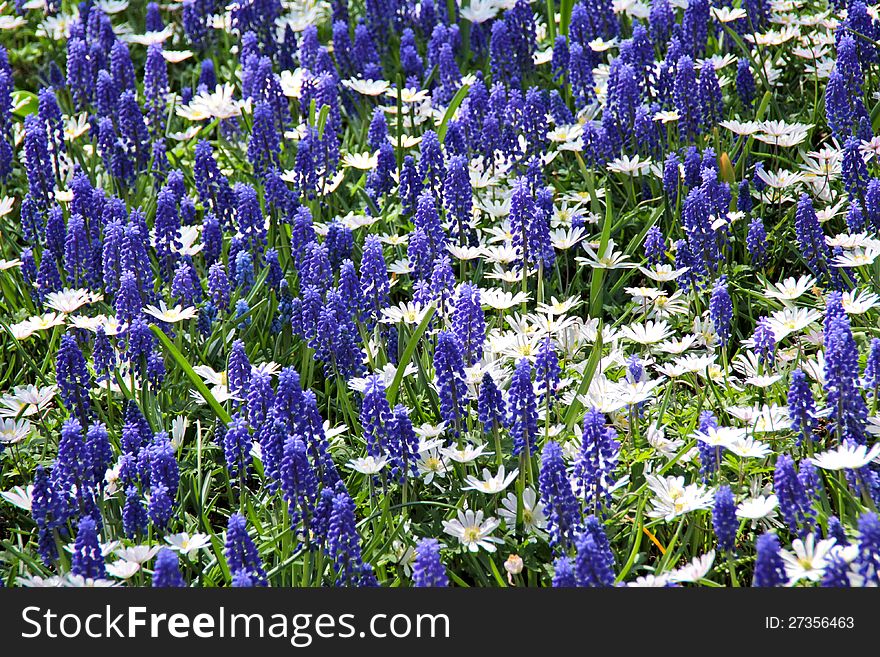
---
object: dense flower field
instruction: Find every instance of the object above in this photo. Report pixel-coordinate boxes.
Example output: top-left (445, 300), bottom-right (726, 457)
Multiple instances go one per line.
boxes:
top-left (0, 0), bottom-right (879, 589)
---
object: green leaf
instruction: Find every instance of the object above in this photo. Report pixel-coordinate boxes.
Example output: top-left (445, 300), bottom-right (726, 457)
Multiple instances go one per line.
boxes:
top-left (0, 320), bottom-right (52, 385)
top-left (11, 91), bottom-right (38, 118)
top-left (563, 326), bottom-right (603, 429)
top-left (588, 186), bottom-right (613, 317)
top-left (386, 304), bottom-right (435, 406)
top-left (545, 0), bottom-right (557, 42)
top-left (316, 104), bottom-right (331, 141)
top-left (485, 554), bottom-right (508, 587)
top-left (308, 97), bottom-right (317, 128)
top-left (872, 98), bottom-right (880, 134)
top-left (150, 324), bottom-right (232, 424)
top-left (448, 570), bottom-right (471, 587)
top-left (609, 206), bottom-right (663, 297)
top-left (207, 530), bottom-right (231, 582)
top-left (436, 85), bottom-right (471, 143)
top-left (738, 89), bottom-right (773, 177)
top-left (356, 187), bottom-right (381, 217)
top-left (559, 0), bottom-right (575, 34)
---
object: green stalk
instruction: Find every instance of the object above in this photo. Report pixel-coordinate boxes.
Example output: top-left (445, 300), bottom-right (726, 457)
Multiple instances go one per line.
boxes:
top-left (545, 0), bottom-right (557, 41)
top-left (727, 552), bottom-right (740, 587)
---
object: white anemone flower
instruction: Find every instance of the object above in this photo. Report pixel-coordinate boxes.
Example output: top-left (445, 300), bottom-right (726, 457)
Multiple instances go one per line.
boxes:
top-left (755, 167), bottom-right (804, 189)
top-left (0, 484), bottom-right (34, 511)
top-left (763, 275), bottom-right (817, 302)
top-left (0, 15), bottom-right (27, 29)
top-left (638, 264), bottom-right (689, 282)
top-left (841, 289), bottom-right (880, 314)
top-left (719, 119), bottom-right (762, 135)
top-left (767, 307), bottom-right (822, 341)
top-left (341, 78), bottom-right (391, 96)
top-left (460, 0), bottom-right (500, 22)
top-left (627, 574), bottom-right (671, 587)
top-left (736, 495), bottom-right (779, 522)
top-left (45, 288), bottom-right (101, 313)
top-left (618, 320), bottom-right (673, 345)
top-left (115, 545), bottom-right (162, 565)
top-left (0, 418), bottom-right (32, 444)
top-left (22, 312), bottom-right (67, 333)
top-left (577, 239), bottom-right (636, 269)
top-left (725, 436), bottom-right (772, 459)
top-left (162, 50), bottom-right (193, 63)
top-left (440, 443), bottom-right (490, 463)
top-left (380, 302), bottom-right (430, 325)
top-left (442, 509), bottom-right (503, 552)
top-left (653, 110), bottom-right (680, 123)
top-left (669, 551), bottom-right (716, 583)
top-left (779, 534), bottom-right (836, 585)
top-left (347, 455), bottom-right (389, 474)
top-left (165, 532), bottom-right (211, 557)
top-left (498, 488), bottom-right (546, 531)
top-left (810, 442), bottom-right (880, 470)
top-left (692, 425), bottom-right (746, 448)
top-left (106, 560), bottom-right (140, 580)
top-left (547, 124), bottom-right (584, 144)
top-left (711, 6), bottom-right (747, 21)
top-left (0, 384), bottom-right (58, 418)
top-left (481, 288), bottom-right (531, 310)
top-left (646, 475), bottom-right (714, 521)
top-left (121, 25), bottom-right (175, 46)
top-left (144, 302), bottom-right (198, 323)
top-left (832, 247), bottom-right (880, 268)
top-left (0, 196), bottom-right (14, 218)
top-left (279, 68), bottom-right (307, 99)
top-left (343, 151), bottom-right (379, 170)
top-left (63, 113), bottom-right (90, 141)
top-left (463, 466), bottom-right (519, 494)
top-left (417, 449), bottom-right (449, 485)
top-left (176, 84), bottom-right (245, 121)
top-left (607, 154), bottom-right (652, 176)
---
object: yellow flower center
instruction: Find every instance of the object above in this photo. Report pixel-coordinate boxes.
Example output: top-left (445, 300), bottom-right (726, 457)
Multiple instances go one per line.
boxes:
top-left (463, 527), bottom-right (481, 543)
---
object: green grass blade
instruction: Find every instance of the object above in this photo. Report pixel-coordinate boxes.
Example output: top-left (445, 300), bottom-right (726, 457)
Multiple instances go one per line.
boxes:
top-left (437, 85), bottom-right (471, 143)
top-left (150, 324), bottom-right (232, 425)
top-left (588, 186), bottom-right (613, 317)
top-left (563, 327), bottom-right (603, 429)
top-left (559, 0), bottom-right (574, 35)
top-left (0, 320), bottom-right (51, 385)
top-left (387, 304), bottom-right (435, 406)
top-left (316, 104), bottom-right (331, 140)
